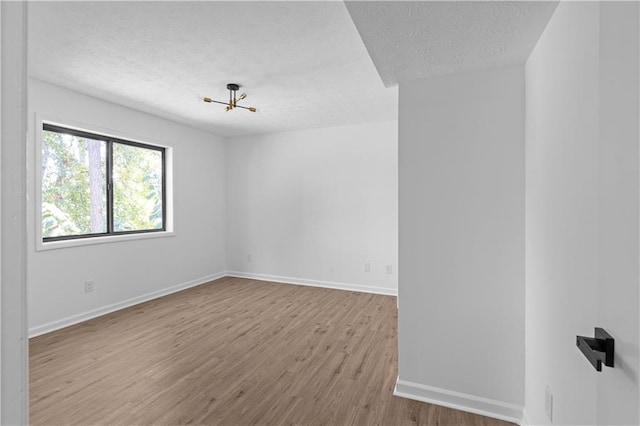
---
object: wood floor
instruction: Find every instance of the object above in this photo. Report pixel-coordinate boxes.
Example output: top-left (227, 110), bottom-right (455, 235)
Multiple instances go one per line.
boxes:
top-left (30, 277), bottom-right (514, 425)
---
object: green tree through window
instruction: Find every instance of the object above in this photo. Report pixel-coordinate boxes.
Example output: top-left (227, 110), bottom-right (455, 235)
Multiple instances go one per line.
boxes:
top-left (113, 143), bottom-right (163, 232)
top-left (42, 124), bottom-right (165, 241)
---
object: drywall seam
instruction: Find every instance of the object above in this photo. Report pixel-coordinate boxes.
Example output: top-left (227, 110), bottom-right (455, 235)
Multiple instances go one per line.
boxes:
top-left (28, 271), bottom-right (226, 337)
top-left (226, 271), bottom-right (397, 296)
top-left (394, 378), bottom-right (523, 424)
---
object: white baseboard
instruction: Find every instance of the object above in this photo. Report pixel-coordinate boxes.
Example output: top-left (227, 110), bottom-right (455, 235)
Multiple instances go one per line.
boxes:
top-left (520, 410), bottom-right (530, 426)
top-left (28, 272), bottom-right (226, 338)
top-left (394, 378), bottom-right (523, 424)
top-left (225, 271), bottom-right (398, 296)
top-left (29, 271), bottom-right (397, 338)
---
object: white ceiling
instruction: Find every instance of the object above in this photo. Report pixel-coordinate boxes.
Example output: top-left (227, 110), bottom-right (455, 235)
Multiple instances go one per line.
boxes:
top-left (28, 1), bottom-right (397, 138)
top-left (29, 1), bottom-right (557, 138)
top-left (345, 1), bottom-right (558, 87)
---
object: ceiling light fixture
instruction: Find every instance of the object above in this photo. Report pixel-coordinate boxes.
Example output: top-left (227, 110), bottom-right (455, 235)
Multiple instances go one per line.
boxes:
top-left (202, 83), bottom-right (257, 113)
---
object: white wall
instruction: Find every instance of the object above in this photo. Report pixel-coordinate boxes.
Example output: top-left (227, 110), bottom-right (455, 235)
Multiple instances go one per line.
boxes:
top-left (27, 79), bottom-right (227, 335)
top-left (525, 2), bottom-right (639, 425)
top-left (226, 121), bottom-right (398, 295)
top-left (1, 2), bottom-right (28, 423)
top-left (525, 3), bottom-right (599, 423)
top-left (396, 65), bottom-right (525, 422)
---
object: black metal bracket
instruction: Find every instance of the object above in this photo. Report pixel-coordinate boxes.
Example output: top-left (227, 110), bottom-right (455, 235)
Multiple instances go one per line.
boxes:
top-left (576, 328), bottom-right (614, 371)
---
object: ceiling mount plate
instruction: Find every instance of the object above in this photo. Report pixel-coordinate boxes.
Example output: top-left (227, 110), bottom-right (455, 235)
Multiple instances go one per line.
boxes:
top-left (226, 83), bottom-right (240, 91)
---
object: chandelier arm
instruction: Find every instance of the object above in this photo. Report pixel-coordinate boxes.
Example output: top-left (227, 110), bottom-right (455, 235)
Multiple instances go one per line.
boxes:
top-left (235, 105), bottom-right (257, 112)
top-left (235, 94), bottom-right (247, 105)
top-left (206, 99), bottom-right (231, 106)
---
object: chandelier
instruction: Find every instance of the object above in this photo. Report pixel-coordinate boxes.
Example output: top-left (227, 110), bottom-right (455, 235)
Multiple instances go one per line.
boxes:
top-left (202, 83), bottom-right (257, 113)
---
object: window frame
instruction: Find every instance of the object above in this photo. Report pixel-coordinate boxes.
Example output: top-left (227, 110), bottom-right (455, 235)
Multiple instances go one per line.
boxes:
top-left (41, 123), bottom-right (167, 243)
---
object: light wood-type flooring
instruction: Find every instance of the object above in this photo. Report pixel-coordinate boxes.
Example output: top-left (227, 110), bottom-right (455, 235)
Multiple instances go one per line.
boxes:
top-left (30, 277), bottom-right (515, 425)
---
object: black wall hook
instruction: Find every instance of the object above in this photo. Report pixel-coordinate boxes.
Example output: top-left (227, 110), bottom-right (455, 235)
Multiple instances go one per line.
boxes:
top-left (576, 328), bottom-right (614, 372)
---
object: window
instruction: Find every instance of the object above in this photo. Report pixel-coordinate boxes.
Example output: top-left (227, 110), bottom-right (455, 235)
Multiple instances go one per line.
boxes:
top-left (41, 124), bottom-right (166, 241)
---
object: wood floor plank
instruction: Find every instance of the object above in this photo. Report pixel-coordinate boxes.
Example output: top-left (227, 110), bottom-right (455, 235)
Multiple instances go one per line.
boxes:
top-left (30, 277), bottom-right (515, 426)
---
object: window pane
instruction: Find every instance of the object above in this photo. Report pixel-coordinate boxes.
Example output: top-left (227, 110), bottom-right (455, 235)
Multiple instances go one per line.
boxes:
top-left (42, 130), bottom-right (107, 238)
top-left (113, 143), bottom-right (163, 232)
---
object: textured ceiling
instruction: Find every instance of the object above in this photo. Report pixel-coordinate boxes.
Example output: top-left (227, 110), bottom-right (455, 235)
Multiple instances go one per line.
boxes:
top-left (345, 1), bottom-right (558, 87)
top-left (29, 1), bottom-right (558, 138)
top-left (28, 1), bottom-right (397, 138)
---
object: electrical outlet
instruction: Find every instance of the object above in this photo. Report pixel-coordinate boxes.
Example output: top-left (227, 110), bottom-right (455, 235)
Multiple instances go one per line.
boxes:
top-left (545, 385), bottom-right (553, 422)
top-left (84, 280), bottom-right (94, 293)
top-left (364, 262), bottom-right (371, 272)
top-left (247, 254), bottom-right (252, 262)
top-left (385, 264), bottom-right (393, 274)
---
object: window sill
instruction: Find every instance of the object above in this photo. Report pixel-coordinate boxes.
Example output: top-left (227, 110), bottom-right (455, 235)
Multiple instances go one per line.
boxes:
top-left (36, 231), bottom-right (176, 252)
